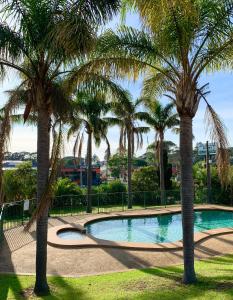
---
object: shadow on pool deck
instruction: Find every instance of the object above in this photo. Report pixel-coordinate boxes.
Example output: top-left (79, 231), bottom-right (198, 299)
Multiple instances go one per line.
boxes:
top-left (1, 210), bottom-right (233, 278)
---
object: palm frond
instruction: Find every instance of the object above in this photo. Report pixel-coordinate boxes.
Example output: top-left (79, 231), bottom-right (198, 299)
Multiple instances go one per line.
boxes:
top-left (205, 103), bottom-right (230, 185)
top-left (73, 131), bottom-right (81, 158)
top-left (142, 68), bottom-right (175, 99)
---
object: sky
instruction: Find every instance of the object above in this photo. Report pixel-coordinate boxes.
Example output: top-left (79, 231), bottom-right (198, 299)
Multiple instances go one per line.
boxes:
top-left (1, 13), bottom-right (233, 160)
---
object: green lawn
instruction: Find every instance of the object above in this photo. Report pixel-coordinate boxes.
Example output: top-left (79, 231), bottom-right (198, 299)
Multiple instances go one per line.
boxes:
top-left (1, 254), bottom-right (233, 300)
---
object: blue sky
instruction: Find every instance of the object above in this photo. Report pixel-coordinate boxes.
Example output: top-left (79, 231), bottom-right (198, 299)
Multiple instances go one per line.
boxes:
top-left (1, 13), bottom-right (233, 159)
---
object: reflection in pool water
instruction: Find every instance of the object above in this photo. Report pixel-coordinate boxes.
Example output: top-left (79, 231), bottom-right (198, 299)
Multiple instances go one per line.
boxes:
top-left (85, 210), bottom-right (233, 243)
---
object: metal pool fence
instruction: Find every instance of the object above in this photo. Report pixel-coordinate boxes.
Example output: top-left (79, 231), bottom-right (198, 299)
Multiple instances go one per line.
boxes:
top-left (0, 205), bottom-right (4, 242)
top-left (50, 189), bottom-right (181, 216)
top-left (0, 188), bottom-right (211, 237)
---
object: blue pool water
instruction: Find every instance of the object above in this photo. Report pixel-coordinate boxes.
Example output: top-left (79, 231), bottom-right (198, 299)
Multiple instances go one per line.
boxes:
top-left (58, 230), bottom-right (84, 240)
top-left (85, 210), bottom-right (233, 243)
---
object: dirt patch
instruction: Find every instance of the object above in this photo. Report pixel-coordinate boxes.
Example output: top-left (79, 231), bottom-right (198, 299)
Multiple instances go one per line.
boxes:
top-left (20, 285), bottom-right (57, 299)
top-left (215, 281), bottom-right (233, 291)
top-left (121, 278), bottom-right (181, 292)
top-left (20, 287), bottom-right (34, 299)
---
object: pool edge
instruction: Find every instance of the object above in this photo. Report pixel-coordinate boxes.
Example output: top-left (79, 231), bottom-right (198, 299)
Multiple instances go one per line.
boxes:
top-left (47, 205), bottom-right (233, 251)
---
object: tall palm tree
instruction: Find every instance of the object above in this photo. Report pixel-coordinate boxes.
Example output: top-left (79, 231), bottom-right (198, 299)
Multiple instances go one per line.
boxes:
top-left (94, 0), bottom-right (232, 283)
top-left (67, 92), bottom-right (113, 213)
top-left (112, 93), bottom-right (149, 209)
top-left (139, 102), bottom-right (179, 205)
top-left (0, 0), bottom-right (120, 294)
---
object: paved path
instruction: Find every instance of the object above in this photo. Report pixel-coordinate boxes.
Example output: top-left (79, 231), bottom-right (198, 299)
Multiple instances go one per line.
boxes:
top-left (1, 205), bottom-right (233, 277)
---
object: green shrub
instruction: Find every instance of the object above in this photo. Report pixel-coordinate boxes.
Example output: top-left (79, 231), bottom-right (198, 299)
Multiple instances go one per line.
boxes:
top-left (3, 162), bottom-right (37, 202)
top-left (89, 180), bottom-right (127, 207)
top-left (131, 167), bottom-right (160, 206)
top-left (107, 180), bottom-right (127, 193)
top-left (132, 166), bottom-right (159, 192)
top-left (193, 162), bottom-right (233, 205)
top-left (53, 178), bottom-right (84, 208)
top-left (54, 178), bottom-right (83, 197)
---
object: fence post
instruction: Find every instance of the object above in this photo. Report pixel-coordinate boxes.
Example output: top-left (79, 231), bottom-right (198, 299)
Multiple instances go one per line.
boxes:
top-left (0, 205), bottom-right (4, 243)
top-left (144, 192), bottom-right (146, 209)
top-left (22, 202), bottom-right (24, 225)
top-left (70, 196), bottom-right (73, 216)
top-left (98, 193), bottom-right (100, 214)
top-left (122, 192), bottom-right (124, 211)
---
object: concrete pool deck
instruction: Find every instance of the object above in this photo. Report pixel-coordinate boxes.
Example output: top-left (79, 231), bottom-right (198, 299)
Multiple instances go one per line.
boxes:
top-left (47, 205), bottom-right (233, 250)
top-left (1, 204), bottom-right (233, 277)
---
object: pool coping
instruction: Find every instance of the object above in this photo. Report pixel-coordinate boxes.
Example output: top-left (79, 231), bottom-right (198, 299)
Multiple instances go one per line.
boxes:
top-left (47, 205), bottom-right (233, 251)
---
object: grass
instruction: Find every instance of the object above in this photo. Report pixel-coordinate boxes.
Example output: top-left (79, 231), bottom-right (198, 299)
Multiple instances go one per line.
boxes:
top-left (1, 254), bottom-right (233, 300)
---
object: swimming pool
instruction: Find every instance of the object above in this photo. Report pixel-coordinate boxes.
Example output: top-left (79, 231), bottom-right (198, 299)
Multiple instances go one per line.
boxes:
top-left (57, 229), bottom-right (85, 240)
top-left (85, 210), bottom-right (233, 243)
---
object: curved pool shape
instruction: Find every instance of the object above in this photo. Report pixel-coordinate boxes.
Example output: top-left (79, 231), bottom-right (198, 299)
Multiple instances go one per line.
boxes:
top-left (85, 210), bottom-right (233, 243)
top-left (57, 229), bottom-right (85, 240)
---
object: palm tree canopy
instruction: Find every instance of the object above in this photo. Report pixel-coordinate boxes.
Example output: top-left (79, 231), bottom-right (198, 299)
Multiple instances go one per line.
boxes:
top-left (67, 91), bottom-right (115, 160)
top-left (0, 0), bottom-right (121, 117)
top-left (138, 102), bottom-right (179, 133)
top-left (0, 0), bottom-right (122, 230)
top-left (94, 0), bottom-right (232, 183)
top-left (95, 1), bottom-right (233, 120)
top-left (111, 91), bottom-right (150, 154)
top-left (0, 0), bottom-right (121, 61)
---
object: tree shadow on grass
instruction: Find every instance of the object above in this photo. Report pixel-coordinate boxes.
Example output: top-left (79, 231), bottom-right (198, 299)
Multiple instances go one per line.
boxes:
top-left (39, 275), bottom-right (89, 300)
top-left (0, 231), bottom-right (87, 300)
top-left (0, 274), bottom-right (89, 300)
top-left (198, 254), bottom-right (233, 265)
top-left (136, 259), bottom-right (233, 300)
top-left (0, 236), bottom-right (23, 300)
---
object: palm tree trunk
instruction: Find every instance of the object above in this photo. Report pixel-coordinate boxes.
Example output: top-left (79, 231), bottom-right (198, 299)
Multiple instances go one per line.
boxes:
top-left (206, 141), bottom-right (212, 204)
top-left (106, 159), bottom-right (108, 183)
top-left (159, 132), bottom-right (165, 205)
top-left (127, 129), bottom-right (132, 209)
top-left (180, 114), bottom-right (196, 284)
top-left (0, 125), bottom-right (5, 205)
top-left (34, 107), bottom-right (50, 295)
top-left (86, 131), bottom-right (92, 213)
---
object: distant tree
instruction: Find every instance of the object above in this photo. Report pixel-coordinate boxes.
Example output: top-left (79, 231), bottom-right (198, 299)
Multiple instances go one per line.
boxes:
top-left (67, 92), bottom-right (115, 213)
top-left (108, 153), bottom-right (147, 179)
top-left (3, 162), bottom-right (36, 202)
top-left (112, 93), bottom-right (150, 209)
top-left (92, 154), bottom-right (100, 165)
top-left (139, 102), bottom-right (179, 204)
top-left (146, 141), bottom-right (178, 165)
top-left (108, 153), bottom-right (128, 179)
top-left (161, 148), bottom-right (173, 190)
top-left (132, 166), bottom-right (159, 192)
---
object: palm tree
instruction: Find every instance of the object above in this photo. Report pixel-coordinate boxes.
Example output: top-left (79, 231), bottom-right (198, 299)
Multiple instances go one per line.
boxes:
top-left (139, 102), bottom-right (179, 205)
top-left (67, 92), bottom-right (113, 213)
top-left (94, 1), bottom-right (232, 283)
top-left (0, 0), bottom-right (120, 295)
top-left (112, 93), bottom-right (149, 209)
top-left (0, 108), bottom-right (12, 205)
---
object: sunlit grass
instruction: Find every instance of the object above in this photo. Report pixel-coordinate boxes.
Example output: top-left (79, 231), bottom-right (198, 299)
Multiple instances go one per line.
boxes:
top-left (1, 254), bottom-right (233, 299)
